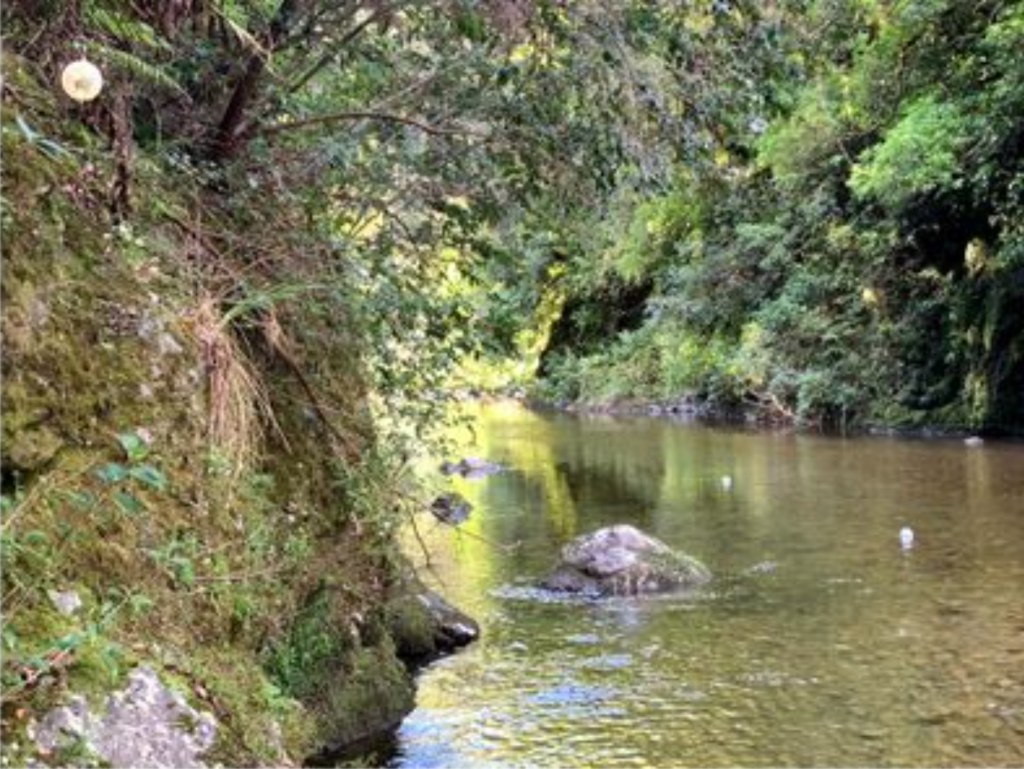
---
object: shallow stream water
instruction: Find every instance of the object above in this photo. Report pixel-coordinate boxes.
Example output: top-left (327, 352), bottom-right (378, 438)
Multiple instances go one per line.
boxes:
top-left (387, 403), bottom-right (1024, 767)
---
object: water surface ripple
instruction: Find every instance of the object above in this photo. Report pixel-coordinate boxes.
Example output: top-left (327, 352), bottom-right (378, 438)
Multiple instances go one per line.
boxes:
top-left (389, 404), bottom-right (1024, 767)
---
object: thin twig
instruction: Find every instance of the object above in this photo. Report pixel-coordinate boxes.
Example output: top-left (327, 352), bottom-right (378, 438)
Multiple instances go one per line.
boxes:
top-left (261, 110), bottom-right (487, 139)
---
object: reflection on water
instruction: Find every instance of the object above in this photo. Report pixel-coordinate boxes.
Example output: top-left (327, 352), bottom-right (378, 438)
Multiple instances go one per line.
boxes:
top-left (390, 402), bottom-right (1024, 767)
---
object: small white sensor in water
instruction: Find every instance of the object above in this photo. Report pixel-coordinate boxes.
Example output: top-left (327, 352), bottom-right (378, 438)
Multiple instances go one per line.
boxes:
top-left (61, 59), bottom-right (104, 102)
top-left (900, 526), bottom-right (915, 550)
top-left (721, 475), bottom-right (733, 491)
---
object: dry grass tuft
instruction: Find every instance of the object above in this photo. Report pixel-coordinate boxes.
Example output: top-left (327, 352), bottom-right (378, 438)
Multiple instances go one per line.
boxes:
top-left (190, 296), bottom-right (276, 474)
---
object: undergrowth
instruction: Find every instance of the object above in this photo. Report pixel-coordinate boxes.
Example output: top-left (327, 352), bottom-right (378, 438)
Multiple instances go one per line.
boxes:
top-left (1, 53), bottom-right (432, 766)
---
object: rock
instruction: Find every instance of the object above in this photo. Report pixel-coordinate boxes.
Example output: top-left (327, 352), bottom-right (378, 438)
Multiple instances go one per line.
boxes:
top-left (34, 666), bottom-right (216, 768)
top-left (439, 457), bottom-right (503, 478)
top-left (309, 645), bottom-right (415, 765)
top-left (6, 426), bottom-right (63, 473)
top-left (542, 525), bottom-right (711, 597)
top-left (430, 493), bottom-right (472, 525)
top-left (417, 590), bottom-right (480, 651)
top-left (385, 584), bottom-right (480, 663)
top-left (47, 589), bottom-right (83, 616)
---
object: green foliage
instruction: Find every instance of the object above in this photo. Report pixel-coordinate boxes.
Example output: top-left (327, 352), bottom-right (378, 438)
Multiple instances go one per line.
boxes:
top-left (146, 534), bottom-right (198, 588)
top-left (522, 0), bottom-right (1024, 432)
top-left (849, 97), bottom-right (971, 208)
top-left (265, 591), bottom-right (346, 701)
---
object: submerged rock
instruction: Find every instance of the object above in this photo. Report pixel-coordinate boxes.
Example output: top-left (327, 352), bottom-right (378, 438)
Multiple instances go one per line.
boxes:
top-left (430, 493), bottom-right (472, 525)
top-left (439, 457), bottom-right (503, 478)
top-left (542, 525), bottom-right (711, 597)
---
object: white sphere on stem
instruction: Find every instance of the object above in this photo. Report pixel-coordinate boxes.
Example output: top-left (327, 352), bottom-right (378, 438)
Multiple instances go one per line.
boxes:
top-left (61, 59), bottom-right (104, 102)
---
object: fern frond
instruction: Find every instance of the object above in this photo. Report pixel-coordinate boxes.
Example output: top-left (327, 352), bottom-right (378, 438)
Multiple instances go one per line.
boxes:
top-left (82, 2), bottom-right (173, 53)
top-left (83, 41), bottom-right (188, 99)
top-left (212, 0), bottom-right (273, 61)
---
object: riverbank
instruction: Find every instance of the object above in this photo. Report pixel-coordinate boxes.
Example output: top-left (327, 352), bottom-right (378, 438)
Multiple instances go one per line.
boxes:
top-left (519, 392), bottom-right (1017, 440)
top-left (1, 56), bottom-right (475, 767)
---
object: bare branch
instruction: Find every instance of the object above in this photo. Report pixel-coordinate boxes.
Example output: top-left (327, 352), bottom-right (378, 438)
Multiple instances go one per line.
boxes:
top-left (261, 110), bottom-right (488, 138)
top-left (285, 3), bottom-right (394, 95)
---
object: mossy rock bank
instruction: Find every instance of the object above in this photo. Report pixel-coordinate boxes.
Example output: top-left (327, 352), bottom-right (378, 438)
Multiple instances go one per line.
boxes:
top-left (0, 54), bottom-right (476, 768)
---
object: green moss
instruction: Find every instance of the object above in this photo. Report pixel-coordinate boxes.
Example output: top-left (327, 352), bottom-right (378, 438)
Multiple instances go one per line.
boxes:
top-left (1, 54), bottom-right (426, 767)
top-left (184, 647), bottom-right (317, 766)
top-left (383, 595), bottom-right (437, 661)
top-left (266, 589), bottom-right (354, 701)
top-left (318, 641), bottom-right (415, 751)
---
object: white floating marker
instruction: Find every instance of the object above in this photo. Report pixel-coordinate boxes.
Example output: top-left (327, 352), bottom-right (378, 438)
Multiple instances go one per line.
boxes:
top-left (964, 436), bottom-right (984, 448)
top-left (61, 58), bottom-right (104, 102)
top-left (720, 475), bottom-right (733, 491)
top-left (899, 526), bottom-right (915, 550)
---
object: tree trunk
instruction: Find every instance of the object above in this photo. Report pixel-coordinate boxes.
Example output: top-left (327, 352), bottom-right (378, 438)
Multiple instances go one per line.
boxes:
top-left (210, 0), bottom-right (304, 161)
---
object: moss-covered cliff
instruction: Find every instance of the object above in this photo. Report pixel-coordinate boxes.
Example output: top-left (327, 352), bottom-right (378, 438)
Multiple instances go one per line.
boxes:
top-left (1, 55), bottom-right (468, 767)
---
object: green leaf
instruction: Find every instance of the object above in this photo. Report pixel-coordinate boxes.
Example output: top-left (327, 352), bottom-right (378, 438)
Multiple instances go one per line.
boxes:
top-left (2, 627), bottom-right (19, 652)
top-left (63, 490), bottom-right (98, 511)
top-left (117, 432), bottom-right (150, 462)
top-left (22, 530), bottom-right (49, 546)
top-left (14, 115), bottom-right (71, 159)
top-left (112, 491), bottom-right (145, 516)
top-left (96, 463), bottom-right (128, 484)
top-left (54, 632), bottom-right (85, 652)
top-left (129, 594), bottom-right (154, 615)
top-left (170, 557), bottom-right (195, 586)
top-left (128, 465), bottom-right (167, 492)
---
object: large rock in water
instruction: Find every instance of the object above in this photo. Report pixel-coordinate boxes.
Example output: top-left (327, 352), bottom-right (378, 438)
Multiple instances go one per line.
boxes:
top-left (384, 579), bottom-right (480, 664)
top-left (542, 525), bottom-right (711, 597)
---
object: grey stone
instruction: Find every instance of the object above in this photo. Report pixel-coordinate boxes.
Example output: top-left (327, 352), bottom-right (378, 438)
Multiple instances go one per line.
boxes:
top-left (6, 426), bottom-right (63, 472)
top-left (47, 589), bottom-right (83, 616)
top-left (542, 525), bottom-right (711, 597)
top-left (416, 590), bottom-right (480, 650)
top-left (34, 666), bottom-right (216, 768)
top-left (430, 493), bottom-right (472, 525)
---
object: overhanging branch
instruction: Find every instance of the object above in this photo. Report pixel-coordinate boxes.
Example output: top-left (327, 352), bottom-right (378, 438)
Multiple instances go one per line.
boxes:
top-left (260, 110), bottom-right (488, 138)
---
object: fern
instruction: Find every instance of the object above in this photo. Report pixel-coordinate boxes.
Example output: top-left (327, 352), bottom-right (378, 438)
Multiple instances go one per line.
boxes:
top-left (82, 41), bottom-right (188, 98)
top-left (82, 2), bottom-right (172, 53)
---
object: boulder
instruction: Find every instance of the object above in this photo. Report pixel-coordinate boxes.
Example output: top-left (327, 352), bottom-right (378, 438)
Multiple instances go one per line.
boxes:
top-left (542, 525), bottom-right (711, 597)
top-left (34, 666), bottom-right (216, 768)
top-left (385, 583), bottom-right (480, 664)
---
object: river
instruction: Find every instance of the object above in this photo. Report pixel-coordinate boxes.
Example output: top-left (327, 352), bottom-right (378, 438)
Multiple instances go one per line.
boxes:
top-left (386, 402), bottom-right (1024, 767)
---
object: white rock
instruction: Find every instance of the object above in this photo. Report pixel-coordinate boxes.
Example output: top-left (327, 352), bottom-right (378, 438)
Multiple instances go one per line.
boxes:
top-left (47, 589), bottom-right (82, 616)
